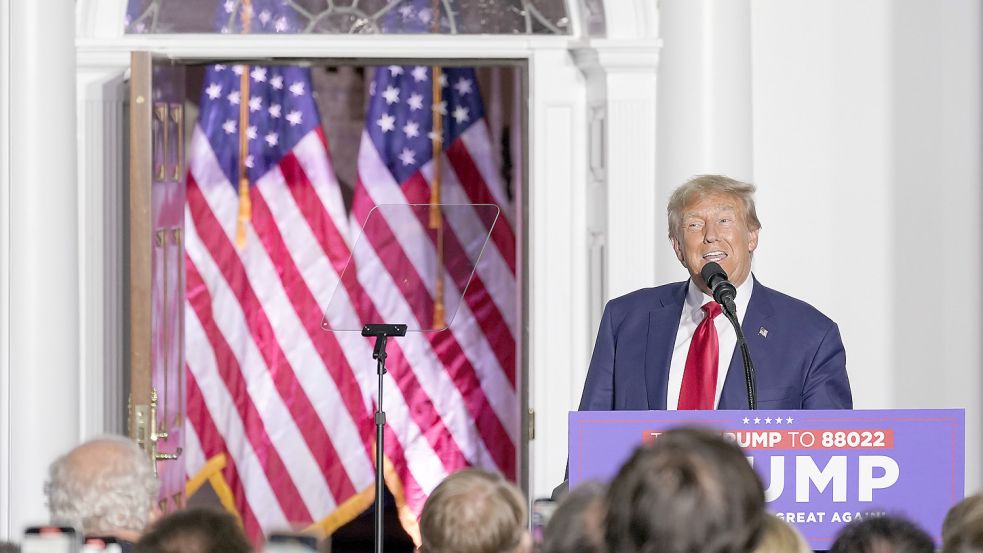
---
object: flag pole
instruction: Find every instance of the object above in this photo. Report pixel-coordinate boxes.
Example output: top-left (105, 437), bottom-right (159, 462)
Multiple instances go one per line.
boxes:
top-left (234, 0), bottom-right (253, 249)
top-left (429, 1), bottom-right (446, 329)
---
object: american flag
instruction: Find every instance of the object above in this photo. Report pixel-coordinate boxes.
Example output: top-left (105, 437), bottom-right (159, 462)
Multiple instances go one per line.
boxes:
top-left (351, 65), bottom-right (519, 531)
top-left (183, 62), bottom-right (378, 541)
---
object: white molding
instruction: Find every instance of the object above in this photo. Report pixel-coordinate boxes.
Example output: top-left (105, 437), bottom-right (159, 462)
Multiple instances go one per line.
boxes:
top-left (527, 47), bottom-right (590, 500)
top-left (0, 0), bottom-right (11, 541)
top-left (76, 35), bottom-right (578, 66)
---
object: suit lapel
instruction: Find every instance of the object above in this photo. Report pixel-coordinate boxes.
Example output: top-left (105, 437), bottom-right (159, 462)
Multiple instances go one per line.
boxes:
top-left (644, 282), bottom-right (687, 410)
top-left (720, 277), bottom-right (776, 409)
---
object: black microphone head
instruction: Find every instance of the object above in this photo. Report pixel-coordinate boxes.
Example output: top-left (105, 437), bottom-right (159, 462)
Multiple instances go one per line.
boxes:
top-left (700, 262), bottom-right (728, 289)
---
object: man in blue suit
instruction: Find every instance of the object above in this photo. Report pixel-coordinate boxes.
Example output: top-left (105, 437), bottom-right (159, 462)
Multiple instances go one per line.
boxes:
top-left (579, 175), bottom-right (852, 412)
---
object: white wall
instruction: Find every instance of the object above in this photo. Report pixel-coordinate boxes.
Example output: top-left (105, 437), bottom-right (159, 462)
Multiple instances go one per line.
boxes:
top-left (750, 0), bottom-right (981, 489)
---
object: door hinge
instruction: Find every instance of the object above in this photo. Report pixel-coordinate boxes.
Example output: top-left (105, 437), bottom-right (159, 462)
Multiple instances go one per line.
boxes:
top-left (527, 408), bottom-right (535, 441)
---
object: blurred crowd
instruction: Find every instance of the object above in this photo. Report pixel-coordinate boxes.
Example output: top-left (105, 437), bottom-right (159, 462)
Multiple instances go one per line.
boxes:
top-left (3, 428), bottom-right (982, 553)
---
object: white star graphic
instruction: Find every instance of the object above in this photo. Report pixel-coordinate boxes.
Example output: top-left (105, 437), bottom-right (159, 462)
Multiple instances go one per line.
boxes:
top-left (249, 96), bottom-right (262, 112)
top-left (222, 119), bottom-right (236, 134)
top-left (398, 147), bottom-right (416, 166)
top-left (439, 73), bottom-right (448, 87)
top-left (382, 86), bottom-right (400, 105)
top-left (270, 75), bottom-right (284, 90)
top-left (244, 154), bottom-right (254, 168)
top-left (223, 0), bottom-right (235, 13)
top-left (274, 16), bottom-right (288, 32)
top-left (246, 125), bottom-right (257, 140)
top-left (250, 67), bottom-right (267, 83)
top-left (214, 64), bottom-right (227, 71)
top-left (786, 417), bottom-right (794, 424)
top-left (258, 9), bottom-right (271, 25)
top-left (399, 5), bottom-right (414, 18)
top-left (376, 113), bottom-right (396, 133)
top-left (774, 417), bottom-right (783, 424)
top-left (453, 77), bottom-right (473, 95)
top-left (206, 82), bottom-right (222, 100)
top-left (742, 417), bottom-right (750, 424)
top-left (388, 65), bottom-right (404, 77)
top-left (264, 132), bottom-right (279, 147)
top-left (433, 100), bottom-right (447, 115)
top-left (289, 81), bottom-right (305, 96)
top-left (226, 91), bottom-right (240, 105)
top-left (765, 417), bottom-right (772, 424)
top-left (753, 417), bottom-right (761, 424)
top-left (418, 7), bottom-right (433, 24)
top-left (427, 130), bottom-right (443, 144)
top-left (403, 121), bottom-right (420, 138)
top-left (369, 81), bottom-right (376, 96)
top-left (286, 110), bottom-right (303, 126)
top-left (411, 66), bottom-right (428, 82)
top-left (452, 105), bottom-right (470, 123)
top-left (232, 65), bottom-right (244, 76)
top-left (407, 93), bottom-right (424, 111)
top-left (268, 104), bottom-right (282, 118)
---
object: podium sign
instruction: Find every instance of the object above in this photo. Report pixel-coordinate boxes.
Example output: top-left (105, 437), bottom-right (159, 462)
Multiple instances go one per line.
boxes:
top-left (569, 409), bottom-right (964, 548)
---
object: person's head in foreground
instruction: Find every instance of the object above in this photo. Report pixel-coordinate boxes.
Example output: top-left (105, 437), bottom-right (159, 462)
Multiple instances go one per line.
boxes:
top-left (541, 481), bottom-right (606, 553)
top-left (419, 468), bottom-right (530, 553)
top-left (944, 494), bottom-right (983, 549)
top-left (45, 435), bottom-right (159, 542)
top-left (135, 507), bottom-right (251, 553)
top-left (668, 174), bottom-right (761, 293)
top-left (753, 514), bottom-right (812, 553)
top-left (830, 515), bottom-right (934, 553)
top-left (604, 426), bottom-right (766, 553)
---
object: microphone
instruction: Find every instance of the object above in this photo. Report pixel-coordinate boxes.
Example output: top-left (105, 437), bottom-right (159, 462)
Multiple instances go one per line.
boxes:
top-left (700, 262), bottom-right (737, 315)
top-left (699, 261), bottom-right (758, 409)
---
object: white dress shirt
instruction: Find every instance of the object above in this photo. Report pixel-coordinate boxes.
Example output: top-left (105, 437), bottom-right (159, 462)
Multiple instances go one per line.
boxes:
top-left (666, 276), bottom-right (754, 410)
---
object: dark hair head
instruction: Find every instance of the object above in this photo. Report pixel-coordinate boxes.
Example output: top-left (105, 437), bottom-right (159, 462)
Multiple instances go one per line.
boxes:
top-left (945, 494), bottom-right (983, 547)
top-left (604, 426), bottom-right (765, 553)
top-left (541, 481), bottom-right (606, 553)
top-left (830, 515), bottom-right (934, 553)
top-left (135, 507), bottom-right (251, 553)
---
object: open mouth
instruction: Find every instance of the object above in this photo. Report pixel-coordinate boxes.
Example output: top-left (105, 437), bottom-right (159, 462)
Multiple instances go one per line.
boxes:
top-left (702, 251), bottom-right (727, 263)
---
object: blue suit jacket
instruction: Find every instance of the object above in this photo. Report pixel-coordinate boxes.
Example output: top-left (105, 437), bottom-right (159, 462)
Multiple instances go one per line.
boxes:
top-left (578, 278), bottom-right (852, 411)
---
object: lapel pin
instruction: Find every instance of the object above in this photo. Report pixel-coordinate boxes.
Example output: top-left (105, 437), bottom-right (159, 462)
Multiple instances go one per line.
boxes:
top-left (758, 327), bottom-right (768, 338)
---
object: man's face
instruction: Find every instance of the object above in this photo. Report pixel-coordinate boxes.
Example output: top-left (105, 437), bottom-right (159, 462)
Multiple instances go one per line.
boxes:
top-left (671, 192), bottom-right (759, 293)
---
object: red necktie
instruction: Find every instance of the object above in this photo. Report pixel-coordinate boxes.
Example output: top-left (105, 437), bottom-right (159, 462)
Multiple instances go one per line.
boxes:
top-left (678, 301), bottom-right (722, 410)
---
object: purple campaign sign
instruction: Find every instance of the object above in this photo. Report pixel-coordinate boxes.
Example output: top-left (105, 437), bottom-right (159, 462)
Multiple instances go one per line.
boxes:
top-left (569, 409), bottom-right (964, 549)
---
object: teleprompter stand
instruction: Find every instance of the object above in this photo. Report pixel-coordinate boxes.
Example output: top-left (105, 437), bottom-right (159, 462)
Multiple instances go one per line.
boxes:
top-left (361, 323), bottom-right (407, 553)
top-left (320, 203), bottom-right (501, 553)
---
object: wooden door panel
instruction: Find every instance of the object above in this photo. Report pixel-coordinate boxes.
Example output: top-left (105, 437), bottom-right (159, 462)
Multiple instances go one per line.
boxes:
top-left (129, 51), bottom-right (186, 513)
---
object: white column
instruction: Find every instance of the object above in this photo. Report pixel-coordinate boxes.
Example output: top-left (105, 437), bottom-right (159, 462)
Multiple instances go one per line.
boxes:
top-left (574, 43), bottom-right (660, 306)
top-left (1, 0), bottom-right (80, 539)
top-left (656, 0), bottom-right (752, 284)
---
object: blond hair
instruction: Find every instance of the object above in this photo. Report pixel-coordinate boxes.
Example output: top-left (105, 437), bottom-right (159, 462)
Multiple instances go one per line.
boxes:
top-left (420, 469), bottom-right (528, 553)
top-left (754, 514), bottom-right (811, 553)
top-left (667, 175), bottom-right (762, 241)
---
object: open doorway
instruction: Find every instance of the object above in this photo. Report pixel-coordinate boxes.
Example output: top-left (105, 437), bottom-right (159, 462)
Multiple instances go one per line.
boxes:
top-left (129, 57), bottom-right (526, 550)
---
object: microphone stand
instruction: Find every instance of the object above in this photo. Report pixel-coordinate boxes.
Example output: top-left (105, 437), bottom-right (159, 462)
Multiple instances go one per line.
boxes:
top-left (361, 323), bottom-right (407, 553)
top-left (718, 298), bottom-right (757, 410)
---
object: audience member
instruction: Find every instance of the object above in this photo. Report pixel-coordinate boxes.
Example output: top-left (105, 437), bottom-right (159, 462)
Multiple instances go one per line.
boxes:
top-left (945, 494), bottom-right (983, 547)
top-left (135, 507), bottom-right (250, 553)
top-left (830, 515), bottom-right (934, 553)
top-left (753, 514), bottom-right (811, 553)
top-left (419, 468), bottom-right (530, 553)
top-left (541, 481), bottom-right (606, 553)
top-left (45, 435), bottom-right (159, 548)
top-left (604, 426), bottom-right (765, 553)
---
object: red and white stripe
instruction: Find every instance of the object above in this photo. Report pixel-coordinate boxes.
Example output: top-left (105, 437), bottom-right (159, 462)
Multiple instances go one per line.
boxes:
top-left (351, 119), bottom-right (519, 519)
